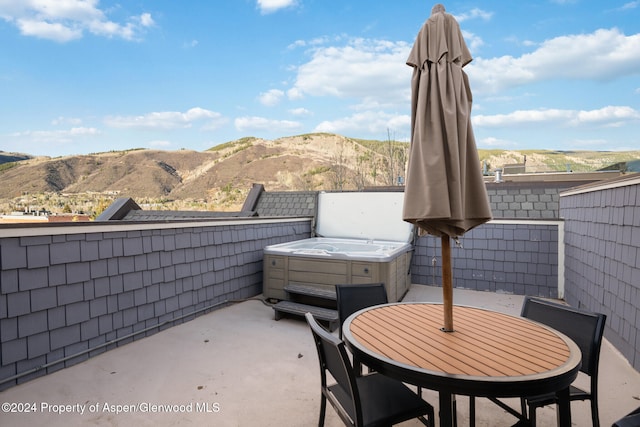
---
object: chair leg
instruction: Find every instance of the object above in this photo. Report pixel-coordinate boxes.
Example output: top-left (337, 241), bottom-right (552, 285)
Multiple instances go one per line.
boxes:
top-left (318, 393), bottom-right (327, 427)
top-left (453, 395), bottom-right (458, 427)
top-left (469, 396), bottom-right (476, 427)
top-left (591, 398), bottom-right (600, 427)
top-left (520, 397), bottom-right (528, 419)
top-left (528, 403), bottom-right (536, 427)
top-left (419, 403), bottom-right (436, 427)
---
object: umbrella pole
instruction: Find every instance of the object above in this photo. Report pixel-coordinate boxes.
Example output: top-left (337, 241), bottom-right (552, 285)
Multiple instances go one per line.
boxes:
top-left (441, 235), bottom-right (454, 332)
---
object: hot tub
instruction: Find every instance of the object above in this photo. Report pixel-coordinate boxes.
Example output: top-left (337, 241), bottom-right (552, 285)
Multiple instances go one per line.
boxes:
top-left (264, 237), bottom-right (411, 262)
top-left (263, 192), bottom-right (414, 302)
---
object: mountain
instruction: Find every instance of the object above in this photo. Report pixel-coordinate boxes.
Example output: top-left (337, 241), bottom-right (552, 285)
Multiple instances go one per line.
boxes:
top-left (1, 133), bottom-right (638, 215)
top-left (0, 151), bottom-right (33, 165)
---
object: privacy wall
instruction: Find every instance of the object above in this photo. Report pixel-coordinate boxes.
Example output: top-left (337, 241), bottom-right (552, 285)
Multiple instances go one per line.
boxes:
top-left (0, 218), bottom-right (311, 391)
top-left (560, 175), bottom-right (640, 372)
top-left (411, 221), bottom-right (561, 298)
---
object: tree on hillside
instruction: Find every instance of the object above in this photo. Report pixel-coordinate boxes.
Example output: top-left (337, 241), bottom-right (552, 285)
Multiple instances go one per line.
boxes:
top-left (329, 139), bottom-right (349, 190)
top-left (382, 129), bottom-right (408, 186)
top-left (93, 198), bottom-right (112, 219)
top-left (353, 153), bottom-right (372, 190)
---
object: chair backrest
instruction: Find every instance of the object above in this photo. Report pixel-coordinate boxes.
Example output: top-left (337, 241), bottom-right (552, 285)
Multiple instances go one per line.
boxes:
top-left (336, 283), bottom-right (388, 338)
top-left (521, 296), bottom-right (606, 377)
top-left (306, 312), bottom-right (361, 426)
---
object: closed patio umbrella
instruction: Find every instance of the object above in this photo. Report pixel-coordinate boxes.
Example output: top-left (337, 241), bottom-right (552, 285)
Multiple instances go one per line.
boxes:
top-left (403, 4), bottom-right (491, 332)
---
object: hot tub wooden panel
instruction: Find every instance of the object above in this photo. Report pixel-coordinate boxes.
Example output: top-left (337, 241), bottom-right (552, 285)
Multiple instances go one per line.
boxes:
top-left (263, 251), bottom-right (412, 302)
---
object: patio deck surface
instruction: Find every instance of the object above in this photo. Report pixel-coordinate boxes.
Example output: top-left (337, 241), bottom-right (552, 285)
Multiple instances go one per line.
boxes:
top-left (1, 284), bottom-right (639, 426)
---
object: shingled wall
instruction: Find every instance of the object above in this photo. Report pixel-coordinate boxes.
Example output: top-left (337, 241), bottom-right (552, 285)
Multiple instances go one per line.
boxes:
top-left (560, 175), bottom-right (640, 371)
top-left (411, 221), bottom-right (561, 298)
top-left (254, 191), bottom-right (317, 217)
top-left (252, 183), bottom-right (578, 220)
top-left (0, 218), bottom-right (311, 390)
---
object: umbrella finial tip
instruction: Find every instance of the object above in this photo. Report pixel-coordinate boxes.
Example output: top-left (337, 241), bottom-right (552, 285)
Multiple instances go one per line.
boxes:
top-left (431, 3), bottom-right (445, 14)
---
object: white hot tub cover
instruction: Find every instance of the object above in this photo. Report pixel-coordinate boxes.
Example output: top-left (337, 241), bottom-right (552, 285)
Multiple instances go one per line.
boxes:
top-left (315, 192), bottom-right (414, 243)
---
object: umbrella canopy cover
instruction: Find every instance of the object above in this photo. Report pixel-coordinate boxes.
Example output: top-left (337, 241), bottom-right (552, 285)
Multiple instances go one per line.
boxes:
top-left (403, 4), bottom-right (492, 238)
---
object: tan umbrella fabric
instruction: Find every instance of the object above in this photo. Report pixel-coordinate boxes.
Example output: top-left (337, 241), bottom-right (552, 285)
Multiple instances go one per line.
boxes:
top-left (403, 4), bottom-right (491, 238)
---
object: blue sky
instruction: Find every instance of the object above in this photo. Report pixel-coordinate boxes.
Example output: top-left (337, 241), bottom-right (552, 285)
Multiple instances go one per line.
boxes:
top-left (1, 0), bottom-right (639, 157)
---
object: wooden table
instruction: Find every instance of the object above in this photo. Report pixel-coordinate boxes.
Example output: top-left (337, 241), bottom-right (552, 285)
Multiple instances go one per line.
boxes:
top-left (342, 303), bottom-right (582, 426)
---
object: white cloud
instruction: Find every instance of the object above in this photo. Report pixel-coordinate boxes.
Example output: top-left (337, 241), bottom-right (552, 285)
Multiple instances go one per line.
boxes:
top-left (16, 19), bottom-right (82, 42)
top-left (473, 106), bottom-right (640, 127)
top-left (620, 1), bottom-right (640, 10)
top-left (257, 0), bottom-right (297, 14)
top-left (105, 108), bottom-right (227, 130)
top-left (183, 39), bottom-right (199, 49)
top-left (314, 110), bottom-right (409, 136)
top-left (290, 38), bottom-right (411, 106)
top-left (4, 126), bottom-right (100, 155)
top-left (51, 116), bottom-right (83, 126)
top-left (575, 106), bottom-right (640, 126)
top-left (258, 89), bottom-right (285, 107)
top-left (467, 28), bottom-right (640, 94)
top-left (9, 127), bottom-right (99, 142)
top-left (292, 24), bottom-right (622, 113)
top-left (276, 28), bottom-right (639, 143)
top-left (287, 39), bottom-right (307, 49)
top-left (234, 116), bottom-right (302, 132)
top-left (474, 109), bottom-right (573, 126)
top-left (69, 127), bottom-right (98, 135)
top-left (288, 36), bottom-right (338, 50)
top-left (462, 30), bottom-right (484, 53)
top-left (286, 87), bottom-right (304, 100)
top-left (148, 140), bottom-right (172, 148)
top-left (139, 13), bottom-right (154, 27)
top-left (289, 107), bottom-right (311, 116)
top-left (0, 0), bottom-right (154, 42)
top-left (454, 8), bottom-right (493, 23)
top-left (478, 137), bottom-right (516, 148)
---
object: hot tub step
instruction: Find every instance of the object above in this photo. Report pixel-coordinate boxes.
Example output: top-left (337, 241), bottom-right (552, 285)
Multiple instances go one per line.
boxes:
top-left (284, 283), bottom-right (337, 301)
top-left (274, 301), bottom-right (339, 331)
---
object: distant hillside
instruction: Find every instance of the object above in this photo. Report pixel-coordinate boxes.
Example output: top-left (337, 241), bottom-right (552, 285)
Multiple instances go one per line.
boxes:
top-left (477, 149), bottom-right (640, 173)
top-left (1, 133), bottom-right (638, 216)
top-left (0, 152), bottom-right (33, 167)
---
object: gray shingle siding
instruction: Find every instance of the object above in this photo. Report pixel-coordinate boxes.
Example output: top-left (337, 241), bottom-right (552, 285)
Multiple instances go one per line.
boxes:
top-left (0, 218), bottom-right (311, 390)
top-left (255, 191), bottom-right (317, 217)
top-left (254, 183), bottom-right (575, 220)
top-left (485, 182), bottom-right (579, 219)
top-left (411, 222), bottom-right (560, 298)
top-left (560, 177), bottom-right (640, 372)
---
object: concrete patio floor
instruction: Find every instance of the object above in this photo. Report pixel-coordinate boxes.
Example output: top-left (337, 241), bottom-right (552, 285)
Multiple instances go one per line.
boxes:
top-left (1, 284), bottom-right (639, 426)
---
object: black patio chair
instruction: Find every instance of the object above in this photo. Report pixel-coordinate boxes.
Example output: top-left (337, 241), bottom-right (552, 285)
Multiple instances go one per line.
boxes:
top-left (336, 283), bottom-right (388, 340)
top-left (305, 312), bottom-right (434, 427)
top-left (472, 296), bottom-right (607, 427)
top-left (335, 283), bottom-right (390, 379)
top-left (612, 406), bottom-right (640, 427)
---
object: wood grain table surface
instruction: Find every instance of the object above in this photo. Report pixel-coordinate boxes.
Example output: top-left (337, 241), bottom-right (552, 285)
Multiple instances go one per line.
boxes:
top-left (343, 303), bottom-right (581, 427)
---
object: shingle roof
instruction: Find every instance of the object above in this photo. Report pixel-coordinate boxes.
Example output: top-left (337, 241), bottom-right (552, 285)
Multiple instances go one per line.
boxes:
top-left (122, 210), bottom-right (256, 221)
top-left (254, 191), bottom-right (317, 217)
top-left (486, 181), bottom-right (588, 219)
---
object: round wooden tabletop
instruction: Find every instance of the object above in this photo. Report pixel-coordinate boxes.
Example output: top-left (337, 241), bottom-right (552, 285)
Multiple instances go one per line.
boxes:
top-left (343, 302), bottom-right (582, 398)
